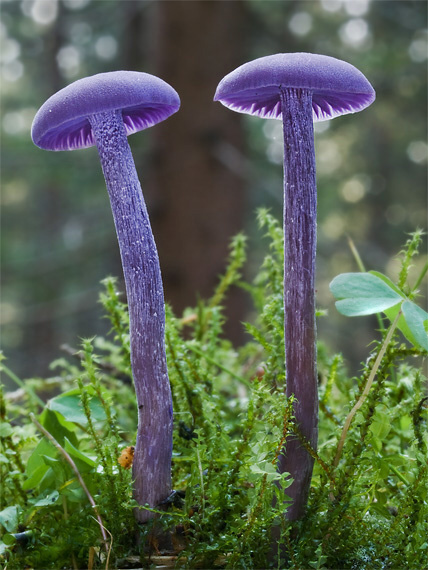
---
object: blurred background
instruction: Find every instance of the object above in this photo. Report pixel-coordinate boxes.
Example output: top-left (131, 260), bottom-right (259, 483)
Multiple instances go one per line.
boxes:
top-left (1, 0), bottom-right (427, 384)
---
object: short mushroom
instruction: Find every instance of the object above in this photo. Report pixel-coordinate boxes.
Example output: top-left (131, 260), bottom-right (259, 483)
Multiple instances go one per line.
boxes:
top-left (215, 53), bottom-right (375, 520)
top-left (32, 71), bottom-right (180, 523)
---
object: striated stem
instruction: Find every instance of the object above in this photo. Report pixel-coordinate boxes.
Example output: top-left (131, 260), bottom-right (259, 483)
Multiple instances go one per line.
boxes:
top-left (89, 111), bottom-right (173, 523)
top-left (277, 88), bottom-right (318, 520)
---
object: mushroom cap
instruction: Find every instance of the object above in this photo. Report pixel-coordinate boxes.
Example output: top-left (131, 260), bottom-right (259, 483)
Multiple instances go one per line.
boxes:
top-left (32, 71), bottom-right (180, 151)
top-left (214, 53), bottom-right (375, 122)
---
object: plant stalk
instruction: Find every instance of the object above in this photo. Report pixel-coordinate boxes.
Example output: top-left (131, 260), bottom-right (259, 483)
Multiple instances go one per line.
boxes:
top-left (333, 308), bottom-right (402, 468)
top-left (412, 259), bottom-right (428, 293)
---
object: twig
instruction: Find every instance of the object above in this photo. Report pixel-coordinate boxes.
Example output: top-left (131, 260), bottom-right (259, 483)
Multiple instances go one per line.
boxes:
top-left (29, 413), bottom-right (110, 553)
top-left (90, 517), bottom-right (113, 570)
top-left (333, 309), bottom-right (402, 468)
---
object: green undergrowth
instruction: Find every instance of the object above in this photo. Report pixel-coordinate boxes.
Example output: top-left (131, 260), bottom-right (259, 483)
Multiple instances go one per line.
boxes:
top-left (1, 211), bottom-right (427, 569)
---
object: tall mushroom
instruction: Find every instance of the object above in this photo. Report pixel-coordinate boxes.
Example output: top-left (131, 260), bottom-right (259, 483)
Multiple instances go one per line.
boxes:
top-left (31, 71), bottom-right (180, 522)
top-left (215, 53), bottom-right (375, 520)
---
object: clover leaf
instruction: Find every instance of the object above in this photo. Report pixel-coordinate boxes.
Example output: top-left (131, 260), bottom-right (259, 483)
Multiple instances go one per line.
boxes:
top-left (330, 272), bottom-right (427, 351)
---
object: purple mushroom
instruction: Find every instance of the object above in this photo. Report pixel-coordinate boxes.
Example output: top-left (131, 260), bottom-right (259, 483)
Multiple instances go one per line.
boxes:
top-left (215, 53), bottom-right (375, 520)
top-left (31, 71), bottom-right (180, 523)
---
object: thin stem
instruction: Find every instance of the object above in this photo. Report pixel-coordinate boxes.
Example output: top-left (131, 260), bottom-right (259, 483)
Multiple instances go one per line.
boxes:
top-left (346, 236), bottom-right (366, 273)
top-left (333, 308), bottom-right (402, 468)
top-left (196, 446), bottom-right (206, 520)
top-left (346, 235), bottom-right (385, 332)
top-left (29, 413), bottom-right (109, 553)
top-left (411, 259), bottom-right (428, 294)
top-left (89, 518), bottom-right (113, 570)
top-left (346, 235), bottom-right (366, 273)
top-left (278, 87), bottom-right (318, 520)
top-left (89, 110), bottom-right (173, 522)
top-left (389, 464), bottom-right (409, 486)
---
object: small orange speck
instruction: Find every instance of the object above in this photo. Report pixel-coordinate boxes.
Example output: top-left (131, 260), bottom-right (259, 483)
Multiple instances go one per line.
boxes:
top-left (118, 446), bottom-right (135, 469)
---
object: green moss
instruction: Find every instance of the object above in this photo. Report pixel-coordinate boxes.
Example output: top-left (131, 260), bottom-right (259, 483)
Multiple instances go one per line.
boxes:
top-left (1, 213), bottom-right (426, 568)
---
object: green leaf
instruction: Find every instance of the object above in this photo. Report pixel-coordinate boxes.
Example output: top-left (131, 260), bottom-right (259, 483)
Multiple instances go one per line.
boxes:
top-left (250, 461), bottom-right (282, 482)
top-left (370, 436), bottom-right (382, 453)
top-left (384, 304), bottom-right (413, 345)
top-left (64, 437), bottom-right (96, 469)
top-left (0, 506), bottom-right (19, 532)
top-left (1, 533), bottom-right (17, 547)
top-left (385, 301), bottom-right (428, 350)
top-left (0, 422), bottom-right (13, 438)
top-left (402, 301), bottom-right (428, 351)
top-left (33, 490), bottom-right (60, 506)
top-left (39, 408), bottom-right (78, 447)
top-left (42, 455), bottom-right (66, 483)
top-left (62, 485), bottom-right (85, 503)
top-left (48, 388), bottom-right (106, 426)
top-left (38, 466), bottom-right (60, 493)
top-left (370, 412), bottom-right (391, 441)
top-left (23, 437), bottom-right (56, 490)
top-left (22, 464), bottom-right (49, 491)
top-left (369, 271), bottom-right (404, 296)
top-left (330, 272), bottom-right (404, 316)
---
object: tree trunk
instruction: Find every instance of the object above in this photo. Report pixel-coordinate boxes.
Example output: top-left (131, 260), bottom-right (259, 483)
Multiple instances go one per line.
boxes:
top-left (147, 0), bottom-right (248, 341)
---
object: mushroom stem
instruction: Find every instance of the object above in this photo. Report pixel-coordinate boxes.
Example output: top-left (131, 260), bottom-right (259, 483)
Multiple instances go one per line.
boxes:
top-left (89, 110), bottom-right (173, 523)
top-left (278, 88), bottom-right (318, 520)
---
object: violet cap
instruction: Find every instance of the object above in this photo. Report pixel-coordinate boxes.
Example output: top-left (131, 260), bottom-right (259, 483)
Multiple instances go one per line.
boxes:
top-left (214, 53), bottom-right (375, 122)
top-left (32, 71), bottom-right (180, 151)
